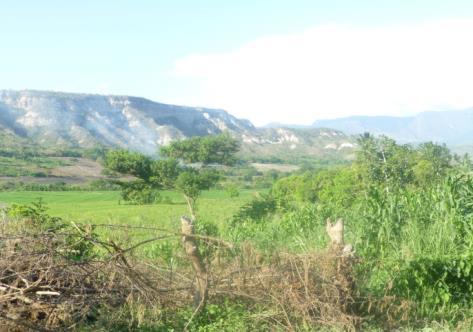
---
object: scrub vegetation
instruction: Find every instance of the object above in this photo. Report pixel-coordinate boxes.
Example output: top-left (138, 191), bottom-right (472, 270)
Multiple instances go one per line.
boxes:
top-left (1, 134), bottom-right (473, 331)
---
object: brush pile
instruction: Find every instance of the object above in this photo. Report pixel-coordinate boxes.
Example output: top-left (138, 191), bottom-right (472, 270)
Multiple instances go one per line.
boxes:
top-left (0, 203), bottom-right (362, 331)
top-left (0, 230), bottom-right (164, 331)
top-left (209, 243), bottom-right (359, 330)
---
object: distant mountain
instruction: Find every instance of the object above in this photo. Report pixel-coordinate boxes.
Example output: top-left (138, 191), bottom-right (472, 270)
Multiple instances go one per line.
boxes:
top-left (312, 109), bottom-right (473, 145)
top-left (0, 90), bottom-right (356, 161)
top-left (239, 127), bottom-right (357, 162)
top-left (0, 90), bottom-right (254, 154)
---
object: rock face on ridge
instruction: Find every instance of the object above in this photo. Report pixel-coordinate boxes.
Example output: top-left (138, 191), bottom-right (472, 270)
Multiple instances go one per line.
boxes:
top-left (0, 90), bottom-right (255, 154)
top-left (0, 90), bottom-right (357, 161)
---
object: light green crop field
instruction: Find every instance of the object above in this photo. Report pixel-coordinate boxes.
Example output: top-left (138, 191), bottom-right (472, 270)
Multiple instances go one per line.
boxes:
top-left (0, 190), bottom-right (259, 233)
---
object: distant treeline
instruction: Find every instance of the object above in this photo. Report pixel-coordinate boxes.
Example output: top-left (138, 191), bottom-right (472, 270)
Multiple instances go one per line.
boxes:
top-left (0, 179), bottom-right (121, 192)
top-left (0, 145), bottom-right (109, 161)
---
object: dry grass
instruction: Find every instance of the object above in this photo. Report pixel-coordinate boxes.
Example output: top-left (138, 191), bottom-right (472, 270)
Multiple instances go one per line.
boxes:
top-left (0, 215), bottom-right (363, 331)
top-left (49, 158), bottom-right (104, 178)
top-left (0, 233), bottom-right (165, 331)
top-left (209, 243), bottom-right (360, 330)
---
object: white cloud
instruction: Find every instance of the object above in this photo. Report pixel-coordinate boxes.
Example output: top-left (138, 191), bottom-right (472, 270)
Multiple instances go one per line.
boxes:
top-left (173, 19), bottom-right (473, 125)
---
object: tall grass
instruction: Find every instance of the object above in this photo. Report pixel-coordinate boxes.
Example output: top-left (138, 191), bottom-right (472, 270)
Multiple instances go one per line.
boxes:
top-left (228, 172), bottom-right (473, 327)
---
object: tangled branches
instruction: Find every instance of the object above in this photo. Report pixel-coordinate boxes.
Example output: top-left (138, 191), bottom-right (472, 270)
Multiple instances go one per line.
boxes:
top-left (0, 204), bottom-right (362, 331)
top-left (0, 229), bottom-right (166, 331)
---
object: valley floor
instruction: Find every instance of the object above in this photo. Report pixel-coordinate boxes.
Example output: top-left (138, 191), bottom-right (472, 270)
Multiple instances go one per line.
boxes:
top-left (0, 189), bottom-right (258, 231)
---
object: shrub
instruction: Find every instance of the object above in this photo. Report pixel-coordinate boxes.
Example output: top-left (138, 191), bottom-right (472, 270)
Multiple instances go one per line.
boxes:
top-left (224, 184), bottom-right (240, 198)
top-left (230, 193), bottom-right (276, 225)
top-left (119, 180), bottom-right (161, 205)
top-left (391, 255), bottom-right (473, 315)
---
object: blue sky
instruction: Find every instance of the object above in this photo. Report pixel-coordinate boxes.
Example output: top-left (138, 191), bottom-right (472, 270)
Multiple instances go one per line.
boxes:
top-left (2, 0), bottom-right (473, 124)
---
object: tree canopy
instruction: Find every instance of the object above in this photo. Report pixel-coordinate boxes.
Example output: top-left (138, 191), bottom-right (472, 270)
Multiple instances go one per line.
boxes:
top-left (105, 134), bottom-right (240, 216)
top-left (160, 133), bottom-right (240, 166)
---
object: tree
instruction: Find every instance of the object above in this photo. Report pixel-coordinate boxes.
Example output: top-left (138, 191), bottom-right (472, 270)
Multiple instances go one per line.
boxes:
top-left (159, 133), bottom-right (239, 166)
top-left (356, 133), bottom-right (415, 192)
top-left (105, 134), bottom-right (240, 311)
top-left (105, 134), bottom-right (240, 218)
top-left (413, 142), bottom-right (452, 185)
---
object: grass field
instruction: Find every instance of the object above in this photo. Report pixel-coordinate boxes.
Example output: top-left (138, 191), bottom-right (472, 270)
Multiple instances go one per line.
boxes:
top-left (0, 156), bottom-right (72, 176)
top-left (0, 189), bottom-right (259, 233)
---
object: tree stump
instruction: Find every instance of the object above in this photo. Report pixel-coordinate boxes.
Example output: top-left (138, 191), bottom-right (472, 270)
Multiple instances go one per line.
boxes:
top-left (181, 216), bottom-right (208, 310)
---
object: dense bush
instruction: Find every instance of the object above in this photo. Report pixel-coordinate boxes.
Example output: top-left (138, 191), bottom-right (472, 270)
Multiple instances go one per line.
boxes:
top-left (119, 180), bottom-right (161, 205)
top-left (5, 200), bottom-right (96, 260)
top-left (392, 255), bottom-right (473, 312)
top-left (230, 193), bottom-right (276, 225)
top-left (229, 136), bottom-right (473, 327)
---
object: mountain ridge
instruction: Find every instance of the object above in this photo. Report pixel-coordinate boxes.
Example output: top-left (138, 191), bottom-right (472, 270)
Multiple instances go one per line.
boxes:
top-left (0, 90), bottom-right (356, 161)
top-left (0, 89), bottom-right (255, 154)
top-left (312, 109), bottom-right (473, 145)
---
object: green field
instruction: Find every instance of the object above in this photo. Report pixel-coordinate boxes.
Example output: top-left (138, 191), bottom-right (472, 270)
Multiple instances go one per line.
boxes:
top-left (3, 136), bottom-right (473, 330)
top-left (0, 155), bottom-right (71, 176)
top-left (0, 189), bottom-right (257, 232)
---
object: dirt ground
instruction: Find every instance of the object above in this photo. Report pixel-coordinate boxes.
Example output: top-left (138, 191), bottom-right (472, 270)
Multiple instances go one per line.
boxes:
top-left (49, 157), bottom-right (104, 178)
top-left (251, 162), bottom-right (300, 172)
top-left (0, 158), bottom-right (107, 185)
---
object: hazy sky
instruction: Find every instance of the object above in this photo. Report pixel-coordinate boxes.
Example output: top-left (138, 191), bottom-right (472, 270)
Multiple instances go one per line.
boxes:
top-left (2, 1), bottom-right (473, 125)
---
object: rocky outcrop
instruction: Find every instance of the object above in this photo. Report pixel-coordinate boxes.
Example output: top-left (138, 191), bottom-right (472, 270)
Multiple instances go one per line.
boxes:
top-left (0, 90), bottom-right (356, 160)
top-left (0, 90), bottom-right (255, 154)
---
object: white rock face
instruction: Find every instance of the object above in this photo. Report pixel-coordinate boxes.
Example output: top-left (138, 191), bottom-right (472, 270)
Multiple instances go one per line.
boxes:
top-left (276, 128), bottom-right (300, 143)
top-left (0, 90), bottom-right (358, 160)
top-left (0, 90), bottom-right (254, 154)
top-left (338, 142), bottom-right (355, 150)
top-left (324, 143), bottom-right (337, 150)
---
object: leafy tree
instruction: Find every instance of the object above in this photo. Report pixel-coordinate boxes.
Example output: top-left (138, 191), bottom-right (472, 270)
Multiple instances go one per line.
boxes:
top-left (413, 142), bottom-right (452, 185)
top-left (105, 134), bottom-right (239, 218)
top-left (160, 133), bottom-right (240, 166)
top-left (271, 166), bottom-right (361, 211)
top-left (356, 133), bottom-right (415, 191)
top-left (105, 150), bottom-right (153, 180)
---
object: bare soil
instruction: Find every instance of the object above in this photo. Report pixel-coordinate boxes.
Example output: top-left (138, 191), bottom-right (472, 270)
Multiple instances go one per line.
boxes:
top-left (251, 162), bottom-right (300, 172)
top-left (49, 157), bottom-right (104, 178)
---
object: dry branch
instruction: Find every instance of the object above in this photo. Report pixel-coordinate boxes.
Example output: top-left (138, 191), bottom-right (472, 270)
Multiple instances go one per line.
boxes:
top-left (181, 216), bottom-right (208, 310)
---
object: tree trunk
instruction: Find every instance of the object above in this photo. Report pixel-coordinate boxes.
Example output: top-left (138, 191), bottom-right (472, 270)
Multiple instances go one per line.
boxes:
top-left (181, 216), bottom-right (208, 310)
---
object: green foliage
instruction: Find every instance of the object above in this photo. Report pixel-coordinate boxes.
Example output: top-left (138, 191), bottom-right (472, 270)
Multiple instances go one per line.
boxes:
top-left (6, 199), bottom-right (66, 232)
top-left (87, 300), bottom-right (268, 331)
top-left (392, 255), bottom-right (473, 312)
top-left (160, 133), bottom-right (240, 166)
top-left (271, 166), bottom-right (360, 212)
top-left (0, 155), bottom-right (71, 177)
top-left (88, 179), bottom-right (122, 191)
top-left (0, 179), bottom-right (122, 192)
top-left (175, 169), bottom-right (220, 204)
top-left (5, 131), bottom-right (473, 329)
top-left (356, 134), bottom-right (415, 190)
top-left (178, 301), bottom-right (266, 331)
top-left (119, 180), bottom-right (161, 205)
top-left (271, 172), bottom-right (316, 209)
top-left (5, 200), bottom-right (96, 261)
top-left (224, 184), bottom-right (240, 198)
top-left (105, 151), bottom-right (187, 204)
top-left (149, 158), bottom-right (181, 188)
top-left (81, 145), bottom-right (109, 161)
top-left (105, 150), bottom-right (153, 180)
top-left (105, 135), bottom-right (239, 211)
top-left (226, 136), bottom-right (473, 325)
top-left (356, 134), bottom-right (454, 191)
top-left (230, 193), bottom-right (276, 225)
top-left (279, 204), bottom-right (320, 236)
top-left (414, 142), bottom-right (453, 185)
